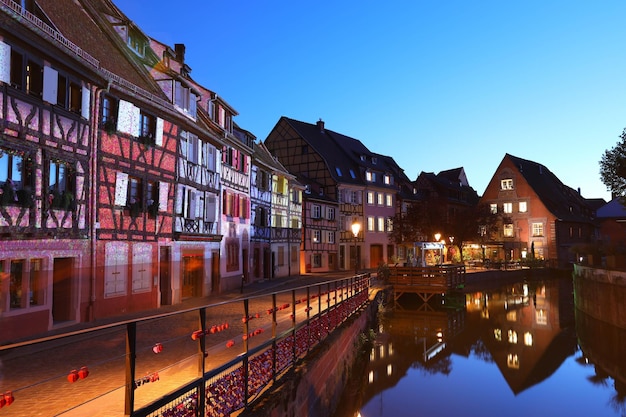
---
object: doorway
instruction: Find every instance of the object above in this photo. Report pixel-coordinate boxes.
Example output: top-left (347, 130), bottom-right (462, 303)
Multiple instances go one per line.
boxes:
top-left (159, 246), bottom-right (171, 305)
top-left (52, 257), bottom-right (74, 323)
top-left (181, 254), bottom-right (203, 299)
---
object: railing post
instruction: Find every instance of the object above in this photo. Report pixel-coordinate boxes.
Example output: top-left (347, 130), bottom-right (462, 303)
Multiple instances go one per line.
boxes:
top-left (124, 322), bottom-right (136, 416)
top-left (243, 298), bottom-right (250, 407)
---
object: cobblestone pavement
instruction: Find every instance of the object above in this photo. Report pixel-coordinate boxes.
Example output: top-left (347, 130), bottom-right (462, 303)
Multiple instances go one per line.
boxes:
top-left (0, 272), bottom-right (369, 417)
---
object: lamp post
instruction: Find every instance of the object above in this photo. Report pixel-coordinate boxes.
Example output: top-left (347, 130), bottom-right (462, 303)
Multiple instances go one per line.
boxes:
top-left (351, 221), bottom-right (361, 275)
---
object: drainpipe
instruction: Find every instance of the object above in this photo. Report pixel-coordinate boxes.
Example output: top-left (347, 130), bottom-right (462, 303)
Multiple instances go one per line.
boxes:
top-left (88, 80), bottom-right (110, 321)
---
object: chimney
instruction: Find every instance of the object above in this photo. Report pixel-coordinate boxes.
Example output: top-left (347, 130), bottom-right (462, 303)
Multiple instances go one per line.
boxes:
top-left (174, 43), bottom-right (186, 63)
top-left (317, 118), bottom-right (324, 133)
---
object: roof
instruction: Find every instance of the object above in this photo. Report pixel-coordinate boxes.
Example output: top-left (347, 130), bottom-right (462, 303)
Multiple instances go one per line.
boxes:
top-left (505, 153), bottom-right (595, 222)
top-left (36, 0), bottom-right (166, 99)
top-left (597, 197), bottom-right (626, 219)
top-left (281, 117), bottom-right (401, 189)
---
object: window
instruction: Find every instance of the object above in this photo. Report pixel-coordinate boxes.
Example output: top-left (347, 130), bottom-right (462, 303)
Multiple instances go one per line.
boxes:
top-left (127, 176), bottom-right (143, 214)
top-left (101, 95), bottom-right (118, 128)
top-left (366, 171), bottom-right (376, 182)
top-left (174, 81), bottom-right (197, 117)
top-left (146, 181), bottom-right (158, 216)
top-left (0, 150), bottom-right (33, 207)
top-left (312, 230), bottom-right (321, 243)
top-left (312, 204), bottom-right (322, 219)
top-left (532, 222), bottom-right (544, 237)
top-left (48, 159), bottom-right (75, 210)
top-left (376, 193), bottom-right (383, 206)
top-left (368, 216), bottom-right (375, 232)
top-left (349, 169), bottom-right (356, 179)
top-left (519, 201), bottom-right (527, 213)
top-left (132, 243), bottom-right (151, 293)
top-left (386, 194), bottom-right (393, 207)
top-left (128, 31), bottom-right (146, 56)
top-left (501, 179), bottom-right (513, 190)
top-left (377, 217), bottom-right (385, 232)
top-left (327, 231), bottom-right (335, 244)
top-left (139, 111), bottom-right (156, 145)
top-left (13, 258), bottom-right (52, 307)
top-left (335, 167), bottom-right (342, 177)
top-left (503, 223), bottom-right (514, 237)
top-left (327, 207), bottom-right (335, 220)
top-left (105, 242), bottom-right (128, 297)
top-left (503, 203), bottom-right (513, 214)
top-left (384, 174), bottom-right (391, 185)
top-left (313, 254), bottom-right (322, 268)
top-left (372, 157), bottom-right (377, 164)
top-left (386, 218), bottom-right (393, 232)
top-left (367, 191), bottom-right (374, 205)
top-left (490, 203), bottom-right (497, 214)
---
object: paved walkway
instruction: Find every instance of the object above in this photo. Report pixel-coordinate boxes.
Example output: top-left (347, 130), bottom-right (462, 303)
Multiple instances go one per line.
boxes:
top-left (0, 272), bottom-right (371, 417)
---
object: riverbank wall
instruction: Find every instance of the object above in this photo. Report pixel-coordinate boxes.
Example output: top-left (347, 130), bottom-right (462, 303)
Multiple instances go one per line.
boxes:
top-left (239, 291), bottom-right (383, 417)
top-left (573, 264), bottom-right (626, 330)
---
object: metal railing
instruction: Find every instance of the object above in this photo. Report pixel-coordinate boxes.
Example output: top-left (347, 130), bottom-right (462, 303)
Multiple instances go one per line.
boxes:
top-left (0, 274), bottom-right (371, 416)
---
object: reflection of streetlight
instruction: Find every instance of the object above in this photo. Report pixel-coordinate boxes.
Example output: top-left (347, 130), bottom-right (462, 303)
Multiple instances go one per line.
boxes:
top-left (351, 221), bottom-right (361, 275)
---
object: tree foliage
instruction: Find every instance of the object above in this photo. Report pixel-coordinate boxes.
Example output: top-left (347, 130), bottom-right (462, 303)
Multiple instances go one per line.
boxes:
top-left (600, 128), bottom-right (626, 200)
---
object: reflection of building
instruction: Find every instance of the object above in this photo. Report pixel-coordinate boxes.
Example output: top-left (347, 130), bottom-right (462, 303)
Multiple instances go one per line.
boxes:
top-left (465, 278), bottom-right (576, 394)
top-left (480, 154), bottom-right (600, 267)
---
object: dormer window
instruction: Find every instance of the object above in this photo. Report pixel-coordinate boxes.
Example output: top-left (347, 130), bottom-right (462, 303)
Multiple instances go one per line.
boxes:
top-left (384, 174), bottom-right (391, 185)
top-left (371, 157), bottom-right (377, 164)
top-left (128, 31), bottom-right (145, 57)
top-left (349, 169), bottom-right (356, 179)
top-left (174, 81), bottom-right (197, 118)
top-left (336, 167), bottom-right (342, 177)
top-left (501, 178), bottom-right (514, 190)
top-left (366, 171), bottom-right (376, 182)
top-left (360, 155), bottom-right (366, 161)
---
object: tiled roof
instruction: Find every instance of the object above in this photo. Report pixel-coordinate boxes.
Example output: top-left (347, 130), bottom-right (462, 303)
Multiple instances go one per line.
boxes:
top-left (36, 0), bottom-right (166, 98)
top-left (505, 153), bottom-right (594, 222)
top-left (283, 117), bottom-right (400, 189)
top-left (597, 198), bottom-right (626, 219)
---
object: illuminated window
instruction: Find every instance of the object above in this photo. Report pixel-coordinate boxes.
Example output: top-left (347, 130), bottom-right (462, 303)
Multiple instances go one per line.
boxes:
top-left (377, 193), bottom-right (384, 205)
top-left (519, 201), bottom-right (527, 212)
top-left (503, 202), bottom-right (513, 213)
top-left (507, 354), bottom-right (520, 369)
top-left (536, 309), bottom-right (548, 325)
top-left (501, 178), bottom-right (514, 190)
top-left (367, 191), bottom-right (374, 205)
top-left (377, 217), bottom-right (385, 232)
top-left (367, 216), bottom-right (375, 232)
top-left (312, 230), bottom-right (321, 243)
top-left (507, 330), bottom-right (518, 344)
top-left (532, 222), bottom-right (544, 237)
top-left (387, 364), bottom-right (393, 376)
top-left (494, 328), bottom-right (502, 341)
top-left (524, 332), bottom-right (533, 346)
top-left (506, 310), bottom-right (517, 321)
top-left (504, 224), bottom-right (514, 237)
top-left (386, 194), bottom-right (393, 207)
top-left (490, 203), bottom-right (497, 214)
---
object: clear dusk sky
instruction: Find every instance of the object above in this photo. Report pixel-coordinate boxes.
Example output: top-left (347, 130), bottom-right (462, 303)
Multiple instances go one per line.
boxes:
top-left (114, 0), bottom-right (626, 202)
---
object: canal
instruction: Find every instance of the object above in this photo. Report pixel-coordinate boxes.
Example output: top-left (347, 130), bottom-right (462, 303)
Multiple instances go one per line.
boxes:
top-left (332, 272), bottom-right (626, 417)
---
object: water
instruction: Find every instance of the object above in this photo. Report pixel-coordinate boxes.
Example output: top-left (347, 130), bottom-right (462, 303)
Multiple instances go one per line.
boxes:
top-left (333, 275), bottom-right (626, 417)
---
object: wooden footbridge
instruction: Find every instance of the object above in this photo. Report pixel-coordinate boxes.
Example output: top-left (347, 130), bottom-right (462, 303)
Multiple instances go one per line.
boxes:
top-left (387, 265), bottom-right (466, 303)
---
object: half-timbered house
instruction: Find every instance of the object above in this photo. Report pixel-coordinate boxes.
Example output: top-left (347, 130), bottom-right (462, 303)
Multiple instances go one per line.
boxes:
top-left (221, 118), bottom-right (253, 291)
top-left (143, 39), bottom-right (225, 301)
top-left (0, 0), bottom-right (96, 341)
top-left (265, 117), bottom-right (403, 271)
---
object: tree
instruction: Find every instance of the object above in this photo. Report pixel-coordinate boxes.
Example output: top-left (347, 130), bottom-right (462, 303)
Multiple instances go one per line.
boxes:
top-left (600, 128), bottom-right (626, 200)
top-left (447, 203), bottom-right (504, 262)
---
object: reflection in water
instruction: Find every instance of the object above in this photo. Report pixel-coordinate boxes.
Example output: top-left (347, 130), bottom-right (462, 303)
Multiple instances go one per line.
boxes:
top-left (333, 275), bottom-right (626, 417)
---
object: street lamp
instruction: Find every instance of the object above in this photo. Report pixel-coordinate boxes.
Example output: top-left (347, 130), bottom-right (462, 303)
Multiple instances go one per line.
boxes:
top-left (351, 221), bottom-right (361, 275)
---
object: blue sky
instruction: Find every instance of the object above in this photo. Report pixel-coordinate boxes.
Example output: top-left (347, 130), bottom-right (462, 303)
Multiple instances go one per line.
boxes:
top-left (114, 0), bottom-right (626, 201)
